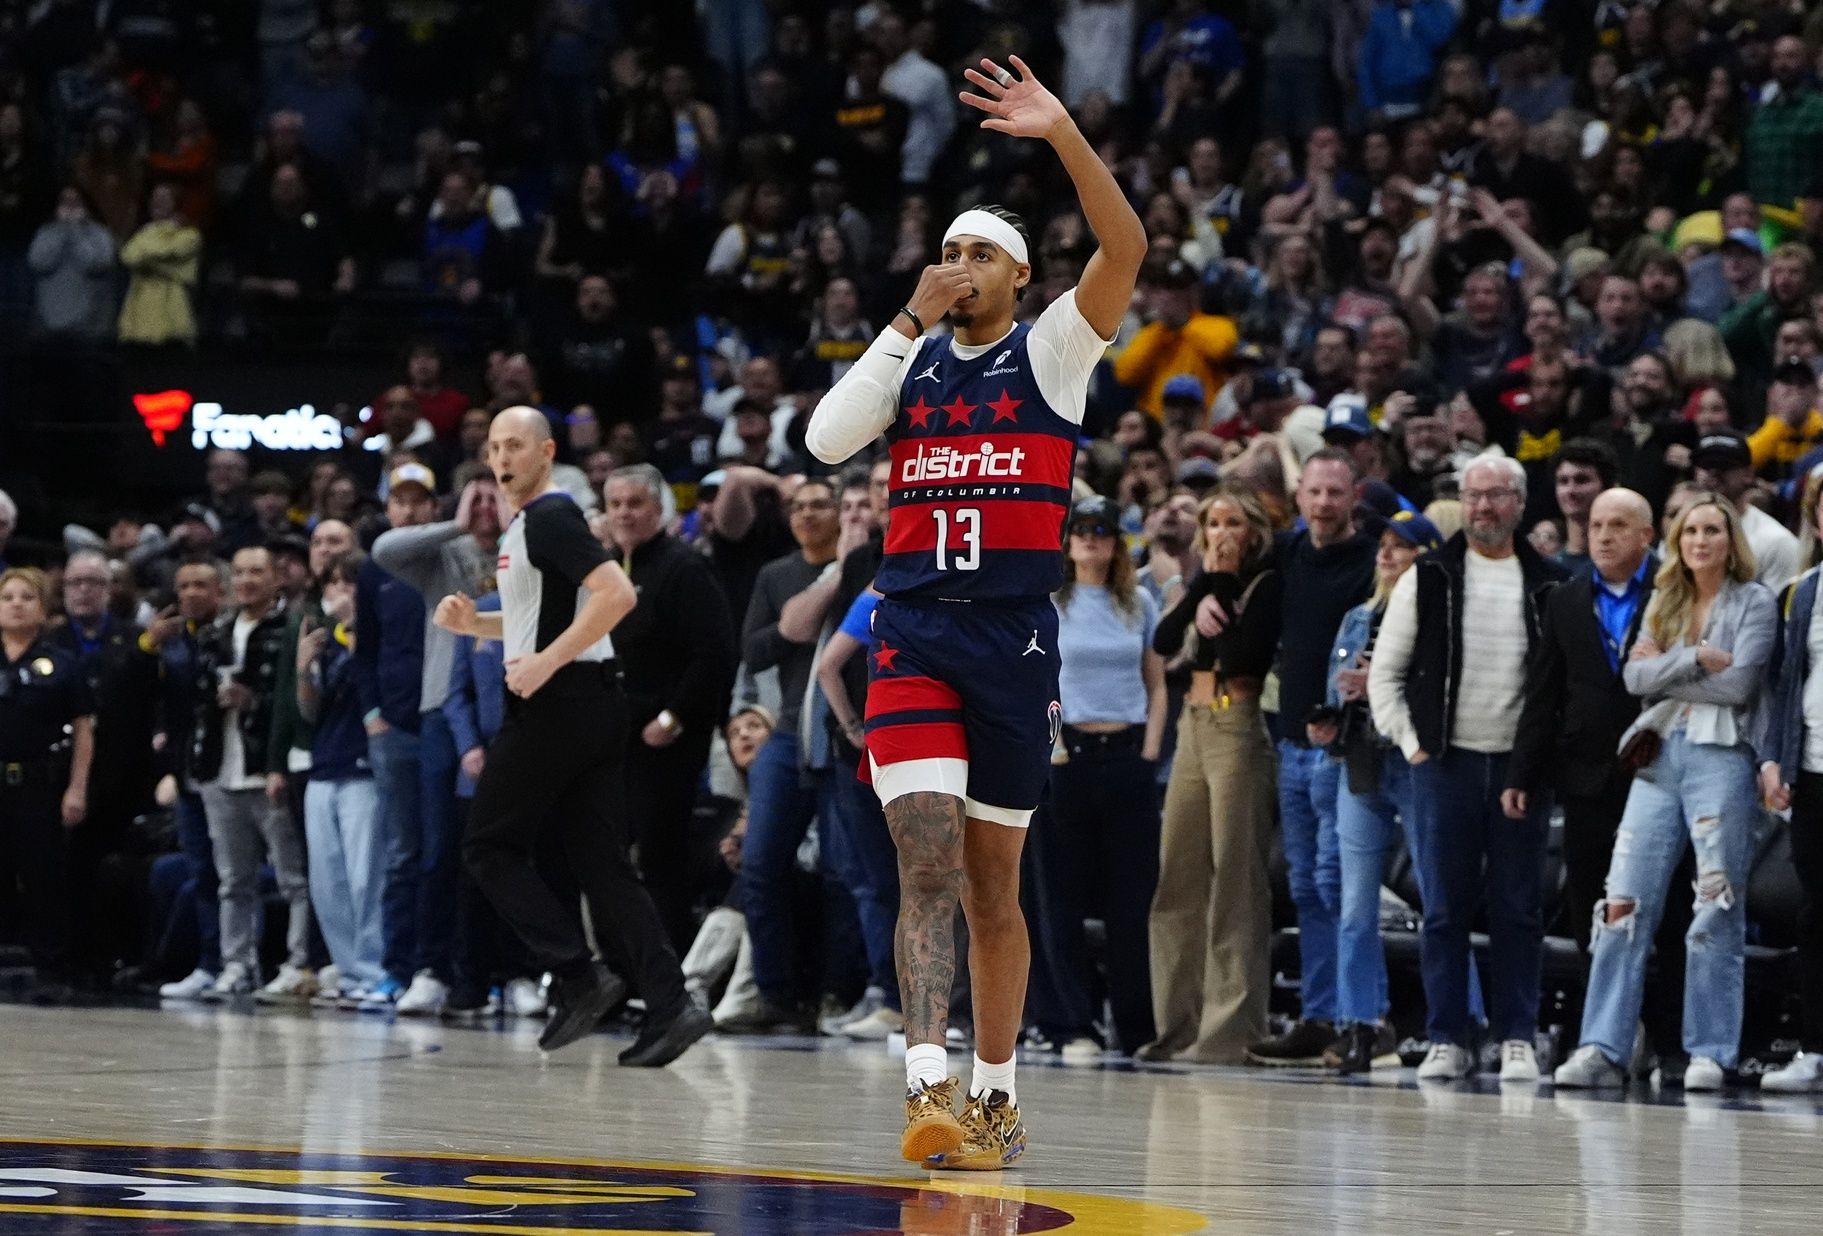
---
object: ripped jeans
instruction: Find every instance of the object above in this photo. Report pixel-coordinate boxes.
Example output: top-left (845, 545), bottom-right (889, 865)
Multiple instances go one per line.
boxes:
top-left (1578, 730), bottom-right (1755, 1069)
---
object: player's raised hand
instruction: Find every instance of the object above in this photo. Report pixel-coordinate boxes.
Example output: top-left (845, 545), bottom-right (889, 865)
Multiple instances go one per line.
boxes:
top-left (960, 56), bottom-right (1067, 141)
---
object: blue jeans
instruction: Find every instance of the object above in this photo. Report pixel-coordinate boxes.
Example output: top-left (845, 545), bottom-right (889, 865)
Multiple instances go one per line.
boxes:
top-left (1579, 732), bottom-right (1756, 1068)
top-left (1411, 748), bottom-right (1550, 1047)
top-left (174, 790), bottom-right (219, 973)
top-left (742, 731), bottom-right (843, 1005)
top-left (831, 767), bottom-right (901, 1005)
top-left (303, 777), bottom-right (386, 987)
top-left (1337, 751), bottom-right (1487, 1027)
top-left (1278, 740), bottom-right (1341, 1024)
top-left (370, 724), bottom-right (422, 984)
top-left (416, 709), bottom-right (463, 981)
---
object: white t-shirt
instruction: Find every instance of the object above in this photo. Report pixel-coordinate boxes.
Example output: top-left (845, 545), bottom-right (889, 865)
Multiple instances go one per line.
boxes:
top-left (1801, 595), bottom-right (1823, 774)
top-left (211, 613), bottom-right (264, 792)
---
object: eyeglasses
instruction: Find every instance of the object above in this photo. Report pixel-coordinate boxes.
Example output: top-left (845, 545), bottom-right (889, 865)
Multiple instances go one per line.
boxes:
top-left (1070, 523), bottom-right (1115, 538)
top-left (64, 577), bottom-right (109, 589)
top-left (1461, 487), bottom-right (1518, 505)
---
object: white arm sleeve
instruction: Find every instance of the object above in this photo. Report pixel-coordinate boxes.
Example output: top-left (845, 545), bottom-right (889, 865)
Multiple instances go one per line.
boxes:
top-left (805, 327), bottom-right (918, 465)
top-left (1028, 289), bottom-right (1116, 427)
top-left (1366, 568), bottom-right (1423, 761)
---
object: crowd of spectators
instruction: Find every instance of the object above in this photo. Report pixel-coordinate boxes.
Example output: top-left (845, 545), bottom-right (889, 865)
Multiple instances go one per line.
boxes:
top-left (4, 0), bottom-right (1823, 1088)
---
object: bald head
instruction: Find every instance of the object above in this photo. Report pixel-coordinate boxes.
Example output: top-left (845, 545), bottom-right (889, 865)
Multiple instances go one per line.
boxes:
top-left (487, 405), bottom-right (556, 505)
top-left (1588, 487), bottom-right (1654, 585)
top-left (493, 405), bottom-right (551, 442)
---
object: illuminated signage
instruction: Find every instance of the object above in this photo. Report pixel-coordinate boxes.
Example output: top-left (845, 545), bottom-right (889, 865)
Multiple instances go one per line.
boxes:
top-left (133, 389), bottom-right (344, 452)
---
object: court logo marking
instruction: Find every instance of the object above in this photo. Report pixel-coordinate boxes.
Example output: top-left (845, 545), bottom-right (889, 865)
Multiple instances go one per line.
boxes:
top-left (0, 1138), bottom-right (1208, 1235)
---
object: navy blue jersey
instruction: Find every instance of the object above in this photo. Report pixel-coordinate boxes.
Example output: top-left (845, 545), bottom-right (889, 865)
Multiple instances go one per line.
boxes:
top-left (878, 323), bottom-right (1078, 602)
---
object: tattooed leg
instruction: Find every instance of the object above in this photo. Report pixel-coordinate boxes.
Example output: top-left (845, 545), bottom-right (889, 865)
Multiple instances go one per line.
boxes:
top-left (886, 791), bottom-right (967, 1046)
top-left (961, 816), bottom-right (1030, 1066)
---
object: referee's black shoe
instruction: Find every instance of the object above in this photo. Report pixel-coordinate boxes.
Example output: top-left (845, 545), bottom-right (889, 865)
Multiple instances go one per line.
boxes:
top-left (619, 999), bottom-right (714, 1067)
top-left (540, 962), bottom-right (626, 1052)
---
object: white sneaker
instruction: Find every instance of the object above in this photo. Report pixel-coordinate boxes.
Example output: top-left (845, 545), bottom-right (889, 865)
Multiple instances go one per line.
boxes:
top-left (1684, 1056), bottom-right (1726, 1091)
top-left (316, 964), bottom-right (341, 996)
top-left (253, 965), bottom-right (317, 1005)
top-left (1553, 1044), bottom-right (1626, 1088)
top-left (395, 970), bottom-right (449, 1017)
top-left (158, 968), bottom-right (217, 1001)
top-left (1761, 1052), bottom-right (1823, 1093)
top-left (1060, 1036), bottom-right (1103, 1063)
top-left (203, 962), bottom-right (254, 1001)
top-left (1498, 1039), bottom-right (1540, 1082)
top-left (1415, 1042), bottom-right (1472, 1080)
top-left (840, 1005), bottom-right (906, 1042)
top-left (505, 976), bottom-right (548, 1018)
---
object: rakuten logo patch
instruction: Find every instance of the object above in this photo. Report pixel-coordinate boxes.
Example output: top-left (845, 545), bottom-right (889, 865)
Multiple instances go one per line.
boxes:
top-left (900, 441), bottom-right (1027, 483)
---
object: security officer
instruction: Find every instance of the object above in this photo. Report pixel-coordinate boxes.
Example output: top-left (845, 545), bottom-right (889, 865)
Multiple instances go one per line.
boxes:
top-left (49, 549), bottom-right (157, 983)
top-left (0, 567), bottom-right (96, 1002)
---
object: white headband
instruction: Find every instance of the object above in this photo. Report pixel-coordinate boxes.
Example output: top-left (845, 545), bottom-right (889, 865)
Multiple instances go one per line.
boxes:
top-left (943, 209), bottom-right (1028, 266)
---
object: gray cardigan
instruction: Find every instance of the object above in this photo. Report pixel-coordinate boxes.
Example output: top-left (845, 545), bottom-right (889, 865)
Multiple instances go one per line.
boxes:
top-left (1618, 577), bottom-right (1776, 756)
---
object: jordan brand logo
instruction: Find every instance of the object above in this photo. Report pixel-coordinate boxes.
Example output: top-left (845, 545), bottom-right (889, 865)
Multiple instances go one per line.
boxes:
top-left (1022, 630), bottom-right (1045, 657)
top-left (914, 361), bottom-right (942, 383)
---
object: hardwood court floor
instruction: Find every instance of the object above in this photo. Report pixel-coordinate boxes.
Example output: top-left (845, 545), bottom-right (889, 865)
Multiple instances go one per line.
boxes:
top-left (1, 1002), bottom-right (1820, 1233)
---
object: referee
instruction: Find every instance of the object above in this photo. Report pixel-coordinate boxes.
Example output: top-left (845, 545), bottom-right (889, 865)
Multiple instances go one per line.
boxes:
top-left (434, 406), bottom-right (710, 1064)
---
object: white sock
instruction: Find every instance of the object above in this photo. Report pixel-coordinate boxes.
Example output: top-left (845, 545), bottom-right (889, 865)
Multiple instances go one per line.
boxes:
top-left (970, 1053), bottom-right (1017, 1105)
top-left (905, 1042), bottom-right (948, 1091)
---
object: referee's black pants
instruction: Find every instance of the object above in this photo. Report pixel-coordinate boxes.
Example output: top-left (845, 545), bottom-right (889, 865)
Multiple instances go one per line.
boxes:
top-left (464, 668), bottom-right (685, 1015)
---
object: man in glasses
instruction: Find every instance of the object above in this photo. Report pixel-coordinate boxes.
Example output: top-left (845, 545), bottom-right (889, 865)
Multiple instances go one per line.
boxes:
top-left (1368, 454), bottom-right (1567, 1083)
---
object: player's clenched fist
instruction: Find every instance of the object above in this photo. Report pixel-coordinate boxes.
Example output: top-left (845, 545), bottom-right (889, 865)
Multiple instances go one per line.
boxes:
top-left (899, 263), bottom-right (975, 335)
top-left (433, 591), bottom-right (477, 636)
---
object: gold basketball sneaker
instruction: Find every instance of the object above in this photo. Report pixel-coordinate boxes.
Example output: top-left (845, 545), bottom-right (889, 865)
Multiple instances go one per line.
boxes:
top-left (901, 1076), bottom-right (965, 1163)
top-left (925, 1088), bottom-right (1026, 1171)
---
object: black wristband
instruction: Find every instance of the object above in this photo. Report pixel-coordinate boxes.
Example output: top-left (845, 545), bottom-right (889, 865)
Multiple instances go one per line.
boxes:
top-left (896, 306), bottom-right (924, 335)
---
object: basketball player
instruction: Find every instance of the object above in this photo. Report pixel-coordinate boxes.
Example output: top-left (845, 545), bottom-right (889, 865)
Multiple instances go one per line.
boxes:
top-left (805, 56), bottom-right (1145, 1169)
top-left (433, 407), bottom-right (710, 1066)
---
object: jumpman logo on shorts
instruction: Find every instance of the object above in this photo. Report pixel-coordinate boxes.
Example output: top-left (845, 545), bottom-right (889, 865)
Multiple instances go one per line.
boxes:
top-left (914, 360), bottom-right (941, 383)
top-left (1022, 630), bottom-right (1044, 657)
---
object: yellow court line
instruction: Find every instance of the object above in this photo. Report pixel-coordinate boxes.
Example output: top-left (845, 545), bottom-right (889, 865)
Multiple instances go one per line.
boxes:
top-left (0, 1202), bottom-right (704, 1236)
top-left (0, 1133), bottom-right (1209, 1235)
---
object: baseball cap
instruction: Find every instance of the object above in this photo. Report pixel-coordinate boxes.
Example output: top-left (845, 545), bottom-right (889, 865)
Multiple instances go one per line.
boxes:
top-left (1381, 509), bottom-right (1445, 551)
top-left (1162, 374), bottom-right (1206, 404)
top-left (176, 502), bottom-right (222, 536)
top-left (698, 468), bottom-right (727, 493)
top-left (1231, 341), bottom-right (1268, 367)
top-left (1719, 228), bottom-right (1763, 256)
top-left (663, 353), bottom-right (698, 379)
top-left (1176, 456), bottom-right (1220, 488)
top-left (1247, 368), bottom-right (1296, 405)
top-left (1691, 428), bottom-right (1752, 471)
top-left (1067, 495), bottom-right (1121, 535)
top-left (1772, 358), bottom-right (1816, 387)
top-left (1321, 394), bottom-right (1373, 441)
top-left (388, 462), bottom-right (437, 496)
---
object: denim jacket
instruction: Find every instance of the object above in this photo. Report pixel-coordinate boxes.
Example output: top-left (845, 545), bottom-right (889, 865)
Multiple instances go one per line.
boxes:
top-left (1762, 566), bottom-right (1822, 778)
top-left (1326, 601), bottom-right (1376, 708)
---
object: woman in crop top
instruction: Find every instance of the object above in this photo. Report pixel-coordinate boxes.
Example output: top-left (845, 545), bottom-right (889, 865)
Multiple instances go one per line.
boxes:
top-left (1026, 496), bottom-right (1166, 1060)
top-left (1137, 486), bottom-right (1283, 1064)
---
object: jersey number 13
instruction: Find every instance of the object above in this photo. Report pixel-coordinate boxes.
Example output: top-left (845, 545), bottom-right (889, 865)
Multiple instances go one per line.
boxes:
top-left (931, 507), bottom-right (982, 572)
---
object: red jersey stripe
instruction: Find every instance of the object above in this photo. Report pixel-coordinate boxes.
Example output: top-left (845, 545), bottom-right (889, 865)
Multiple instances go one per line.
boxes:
top-left (883, 499), bottom-right (1068, 554)
top-left (888, 433), bottom-right (1074, 492)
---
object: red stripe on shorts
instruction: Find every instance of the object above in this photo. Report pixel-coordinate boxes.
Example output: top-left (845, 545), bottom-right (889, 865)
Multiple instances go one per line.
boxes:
top-left (866, 720), bottom-right (968, 768)
top-left (865, 674), bottom-right (962, 719)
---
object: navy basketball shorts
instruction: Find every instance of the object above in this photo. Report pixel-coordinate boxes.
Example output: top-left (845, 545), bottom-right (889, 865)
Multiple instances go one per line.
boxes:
top-left (862, 596), bottom-right (1061, 828)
